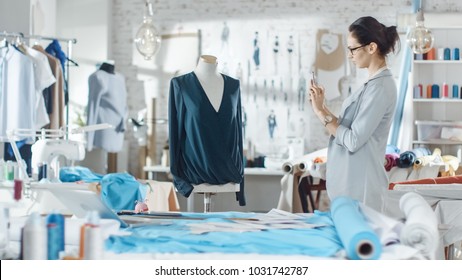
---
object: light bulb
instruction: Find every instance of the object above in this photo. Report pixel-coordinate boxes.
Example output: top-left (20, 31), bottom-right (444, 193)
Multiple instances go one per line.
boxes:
top-left (407, 9), bottom-right (434, 54)
top-left (134, 0), bottom-right (161, 60)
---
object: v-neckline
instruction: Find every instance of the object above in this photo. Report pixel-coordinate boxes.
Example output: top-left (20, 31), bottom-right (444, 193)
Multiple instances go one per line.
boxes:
top-left (191, 71), bottom-right (225, 114)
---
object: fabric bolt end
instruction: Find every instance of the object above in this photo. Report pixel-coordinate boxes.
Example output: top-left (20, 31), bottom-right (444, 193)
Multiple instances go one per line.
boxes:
top-left (398, 192), bottom-right (438, 259)
top-left (330, 196), bottom-right (382, 260)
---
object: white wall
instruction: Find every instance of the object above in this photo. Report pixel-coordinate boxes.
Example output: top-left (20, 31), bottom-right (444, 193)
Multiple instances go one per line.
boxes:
top-left (0, 0), bottom-right (31, 33)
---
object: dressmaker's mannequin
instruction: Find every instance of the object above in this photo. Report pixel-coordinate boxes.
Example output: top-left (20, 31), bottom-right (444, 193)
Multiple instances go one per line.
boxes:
top-left (194, 55), bottom-right (224, 112)
top-left (192, 55), bottom-right (239, 204)
top-left (168, 54), bottom-right (245, 209)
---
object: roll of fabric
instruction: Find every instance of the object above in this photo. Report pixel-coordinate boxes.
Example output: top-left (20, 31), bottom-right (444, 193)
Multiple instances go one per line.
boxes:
top-left (413, 148), bottom-right (443, 169)
top-left (384, 153), bottom-right (399, 171)
top-left (330, 196), bottom-right (382, 260)
top-left (397, 147), bottom-right (431, 168)
top-left (399, 192), bottom-right (438, 259)
top-left (385, 144), bottom-right (400, 155)
top-left (397, 151), bottom-right (416, 168)
top-left (281, 148), bottom-right (328, 173)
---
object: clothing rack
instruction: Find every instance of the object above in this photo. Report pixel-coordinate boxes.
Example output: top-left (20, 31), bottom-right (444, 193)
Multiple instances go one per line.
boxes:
top-left (0, 31), bottom-right (78, 136)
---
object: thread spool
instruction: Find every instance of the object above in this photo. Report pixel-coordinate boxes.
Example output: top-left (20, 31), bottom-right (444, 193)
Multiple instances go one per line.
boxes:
top-left (431, 84), bottom-right (439, 98)
top-left (426, 48), bottom-right (435, 60)
top-left (83, 226), bottom-right (103, 260)
top-left (38, 163), bottom-right (47, 181)
top-left (437, 48), bottom-right (445, 60)
top-left (46, 211), bottom-right (65, 260)
top-left (22, 212), bottom-right (47, 260)
top-left (5, 161), bottom-right (14, 181)
top-left (426, 84), bottom-right (432, 98)
top-left (453, 48), bottom-right (460, 60)
top-left (442, 83), bottom-right (449, 98)
top-left (81, 211), bottom-right (103, 260)
top-left (47, 224), bottom-right (60, 260)
top-left (13, 179), bottom-right (22, 201)
top-left (444, 48), bottom-right (451, 60)
top-left (453, 85), bottom-right (459, 99)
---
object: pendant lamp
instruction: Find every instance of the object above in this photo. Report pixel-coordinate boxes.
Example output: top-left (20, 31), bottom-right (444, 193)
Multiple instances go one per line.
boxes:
top-left (407, 9), bottom-right (434, 54)
top-left (134, 0), bottom-right (161, 60)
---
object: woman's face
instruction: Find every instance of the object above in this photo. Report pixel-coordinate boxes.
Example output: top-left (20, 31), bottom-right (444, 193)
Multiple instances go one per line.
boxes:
top-left (346, 32), bottom-right (370, 69)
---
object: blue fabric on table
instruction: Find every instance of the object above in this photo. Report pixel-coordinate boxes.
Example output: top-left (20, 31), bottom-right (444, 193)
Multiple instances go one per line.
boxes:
top-left (59, 166), bottom-right (103, 182)
top-left (100, 172), bottom-right (147, 211)
top-left (105, 211), bottom-right (344, 257)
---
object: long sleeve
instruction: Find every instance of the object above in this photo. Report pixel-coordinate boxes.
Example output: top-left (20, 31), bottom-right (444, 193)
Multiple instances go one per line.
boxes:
top-left (168, 78), bottom-right (194, 196)
top-left (235, 88), bottom-right (246, 205)
top-left (335, 77), bottom-right (396, 153)
top-left (86, 72), bottom-right (104, 151)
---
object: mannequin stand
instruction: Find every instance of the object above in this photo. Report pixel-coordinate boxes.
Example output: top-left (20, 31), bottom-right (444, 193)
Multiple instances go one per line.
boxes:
top-left (192, 183), bottom-right (240, 213)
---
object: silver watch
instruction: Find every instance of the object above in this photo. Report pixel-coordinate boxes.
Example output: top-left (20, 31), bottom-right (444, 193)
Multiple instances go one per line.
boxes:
top-left (323, 115), bottom-right (333, 126)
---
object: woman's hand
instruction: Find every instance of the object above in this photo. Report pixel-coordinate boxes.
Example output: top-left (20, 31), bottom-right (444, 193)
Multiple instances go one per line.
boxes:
top-left (309, 79), bottom-right (325, 115)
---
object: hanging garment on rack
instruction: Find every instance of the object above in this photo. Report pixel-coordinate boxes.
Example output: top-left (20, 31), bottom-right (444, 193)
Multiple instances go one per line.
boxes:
top-left (45, 39), bottom-right (69, 104)
top-left (0, 47), bottom-right (36, 142)
top-left (24, 45), bottom-right (56, 129)
top-left (33, 45), bottom-right (65, 129)
top-left (86, 69), bottom-right (128, 153)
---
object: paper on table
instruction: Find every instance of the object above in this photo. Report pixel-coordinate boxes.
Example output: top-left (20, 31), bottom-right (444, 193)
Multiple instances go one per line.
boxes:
top-left (187, 209), bottom-right (325, 234)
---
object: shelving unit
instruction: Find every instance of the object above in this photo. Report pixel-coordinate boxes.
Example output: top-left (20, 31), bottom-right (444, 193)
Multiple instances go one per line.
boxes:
top-left (411, 27), bottom-right (462, 159)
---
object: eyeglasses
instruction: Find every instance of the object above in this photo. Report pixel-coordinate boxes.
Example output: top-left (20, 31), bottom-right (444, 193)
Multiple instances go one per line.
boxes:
top-left (347, 44), bottom-right (366, 55)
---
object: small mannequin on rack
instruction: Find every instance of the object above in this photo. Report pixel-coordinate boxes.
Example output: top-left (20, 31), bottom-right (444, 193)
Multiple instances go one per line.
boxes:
top-left (85, 60), bottom-right (128, 174)
top-left (168, 54), bottom-right (245, 210)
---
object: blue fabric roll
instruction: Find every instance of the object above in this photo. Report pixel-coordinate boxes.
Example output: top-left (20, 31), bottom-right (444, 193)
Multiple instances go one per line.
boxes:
top-left (330, 196), bottom-right (381, 260)
top-left (385, 144), bottom-right (400, 155)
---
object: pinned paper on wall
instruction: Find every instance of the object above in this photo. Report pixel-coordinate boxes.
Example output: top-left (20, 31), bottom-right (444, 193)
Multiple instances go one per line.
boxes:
top-left (314, 29), bottom-right (346, 101)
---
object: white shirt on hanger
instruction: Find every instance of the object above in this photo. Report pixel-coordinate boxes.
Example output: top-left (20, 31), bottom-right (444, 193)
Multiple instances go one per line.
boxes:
top-left (25, 45), bottom-right (56, 129)
top-left (0, 47), bottom-right (36, 142)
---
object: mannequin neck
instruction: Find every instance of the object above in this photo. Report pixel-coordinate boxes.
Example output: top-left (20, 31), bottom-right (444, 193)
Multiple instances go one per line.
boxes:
top-left (100, 62), bottom-right (115, 74)
top-left (194, 55), bottom-right (220, 79)
top-left (193, 55), bottom-right (224, 112)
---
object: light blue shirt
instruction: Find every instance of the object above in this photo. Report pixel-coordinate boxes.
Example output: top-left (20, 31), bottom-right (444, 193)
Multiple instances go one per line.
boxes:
top-left (327, 69), bottom-right (397, 212)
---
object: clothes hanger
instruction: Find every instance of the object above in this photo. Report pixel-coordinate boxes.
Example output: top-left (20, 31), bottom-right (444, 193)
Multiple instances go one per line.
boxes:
top-left (67, 57), bottom-right (79, 67)
top-left (0, 37), bottom-right (8, 49)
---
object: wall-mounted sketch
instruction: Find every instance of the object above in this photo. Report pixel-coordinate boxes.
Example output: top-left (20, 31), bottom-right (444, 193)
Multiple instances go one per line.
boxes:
top-left (221, 21), bottom-right (230, 51)
top-left (253, 31), bottom-right (260, 71)
top-left (273, 35), bottom-right (279, 75)
top-left (313, 29), bottom-right (346, 100)
top-left (267, 109), bottom-right (277, 139)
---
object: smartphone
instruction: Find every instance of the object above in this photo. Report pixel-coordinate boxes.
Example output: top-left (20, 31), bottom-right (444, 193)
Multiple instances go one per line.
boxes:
top-left (311, 71), bottom-right (317, 85)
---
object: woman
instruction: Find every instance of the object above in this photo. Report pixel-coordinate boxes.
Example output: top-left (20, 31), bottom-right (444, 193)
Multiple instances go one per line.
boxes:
top-left (309, 16), bottom-right (400, 212)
